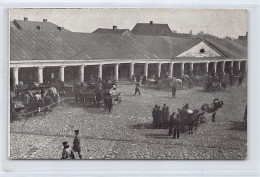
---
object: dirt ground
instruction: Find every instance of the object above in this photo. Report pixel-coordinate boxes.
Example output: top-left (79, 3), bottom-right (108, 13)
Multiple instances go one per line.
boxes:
top-left (10, 81), bottom-right (247, 160)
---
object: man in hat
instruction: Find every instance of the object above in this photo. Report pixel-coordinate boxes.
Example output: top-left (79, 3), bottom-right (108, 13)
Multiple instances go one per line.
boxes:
top-left (72, 130), bottom-right (82, 159)
top-left (172, 84), bottom-right (176, 98)
top-left (61, 141), bottom-right (75, 159)
top-left (173, 114), bottom-right (181, 139)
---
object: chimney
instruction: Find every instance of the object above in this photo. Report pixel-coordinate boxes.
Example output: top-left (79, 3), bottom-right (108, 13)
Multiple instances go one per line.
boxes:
top-left (113, 26), bottom-right (117, 30)
top-left (43, 19), bottom-right (48, 22)
top-left (150, 21), bottom-right (153, 25)
top-left (24, 17), bottom-right (28, 21)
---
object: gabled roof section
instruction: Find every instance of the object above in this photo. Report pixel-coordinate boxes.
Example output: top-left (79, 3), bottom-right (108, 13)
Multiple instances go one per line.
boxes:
top-left (93, 28), bottom-right (131, 35)
top-left (131, 21), bottom-right (172, 36)
top-left (11, 19), bottom-right (70, 32)
top-left (204, 38), bottom-right (247, 58)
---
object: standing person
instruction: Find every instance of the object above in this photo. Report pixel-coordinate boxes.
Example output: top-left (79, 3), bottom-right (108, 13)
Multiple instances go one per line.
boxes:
top-left (134, 82), bottom-right (141, 95)
top-left (162, 107), bottom-right (170, 129)
top-left (142, 75), bottom-right (147, 85)
top-left (238, 74), bottom-right (244, 86)
top-left (168, 112), bottom-right (176, 136)
top-left (173, 115), bottom-right (181, 139)
top-left (152, 105), bottom-right (158, 128)
top-left (96, 90), bottom-right (102, 108)
top-left (104, 89), bottom-right (112, 112)
top-left (72, 130), bottom-right (82, 159)
top-left (172, 84), bottom-right (176, 98)
top-left (61, 141), bottom-right (75, 159)
top-left (156, 106), bottom-right (162, 128)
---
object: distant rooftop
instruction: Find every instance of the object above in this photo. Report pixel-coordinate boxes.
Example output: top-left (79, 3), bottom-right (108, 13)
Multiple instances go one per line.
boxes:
top-left (131, 21), bottom-right (172, 36)
top-left (93, 26), bottom-right (131, 35)
top-left (11, 17), bottom-right (70, 32)
top-left (171, 32), bottom-right (191, 38)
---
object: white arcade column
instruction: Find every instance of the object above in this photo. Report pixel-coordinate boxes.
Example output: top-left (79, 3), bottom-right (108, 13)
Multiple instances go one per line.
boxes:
top-left (130, 63), bottom-right (135, 79)
top-left (238, 61), bottom-right (241, 71)
top-left (144, 63), bottom-right (149, 77)
top-left (114, 63), bottom-right (119, 81)
top-left (190, 63), bottom-right (194, 72)
top-left (213, 62), bottom-right (217, 73)
top-left (180, 63), bottom-right (184, 78)
top-left (222, 61), bottom-right (225, 73)
top-left (157, 63), bottom-right (162, 78)
top-left (12, 67), bottom-right (19, 86)
top-left (38, 66), bottom-right (44, 84)
top-left (169, 62), bottom-right (173, 76)
top-left (98, 64), bottom-right (103, 80)
top-left (206, 62), bottom-right (209, 73)
top-left (79, 65), bottom-right (85, 83)
top-left (59, 65), bottom-right (65, 82)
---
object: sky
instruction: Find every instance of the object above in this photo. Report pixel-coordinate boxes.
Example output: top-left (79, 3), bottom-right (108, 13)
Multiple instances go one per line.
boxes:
top-left (9, 8), bottom-right (248, 38)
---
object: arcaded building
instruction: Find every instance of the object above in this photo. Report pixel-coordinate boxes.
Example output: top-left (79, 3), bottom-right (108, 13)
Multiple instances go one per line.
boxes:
top-left (10, 18), bottom-right (248, 88)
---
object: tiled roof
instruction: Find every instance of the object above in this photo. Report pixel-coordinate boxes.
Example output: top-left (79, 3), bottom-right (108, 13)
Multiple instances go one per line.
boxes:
top-left (131, 23), bottom-right (172, 36)
top-left (204, 38), bottom-right (247, 58)
top-left (93, 28), bottom-right (130, 35)
top-left (11, 20), bottom-right (70, 32)
top-left (10, 27), bottom-right (247, 61)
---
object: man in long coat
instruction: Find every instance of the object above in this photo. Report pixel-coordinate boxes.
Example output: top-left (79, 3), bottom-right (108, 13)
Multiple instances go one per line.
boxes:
top-left (72, 130), bottom-right (82, 159)
top-left (152, 105), bottom-right (158, 128)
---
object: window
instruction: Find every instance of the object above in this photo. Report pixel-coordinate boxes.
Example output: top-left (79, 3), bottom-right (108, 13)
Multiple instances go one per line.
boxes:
top-left (200, 49), bottom-right (205, 53)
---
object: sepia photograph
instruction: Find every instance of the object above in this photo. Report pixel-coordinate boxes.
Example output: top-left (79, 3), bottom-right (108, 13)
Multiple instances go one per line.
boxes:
top-left (9, 8), bottom-right (247, 160)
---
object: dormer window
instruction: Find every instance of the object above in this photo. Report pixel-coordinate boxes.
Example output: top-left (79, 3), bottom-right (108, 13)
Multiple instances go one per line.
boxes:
top-left (37, 26), bottom-right (43, 30)
top-left (200, 49), bottom-right (205, 53)
top-left (58, 26), bottom-right (64, 31)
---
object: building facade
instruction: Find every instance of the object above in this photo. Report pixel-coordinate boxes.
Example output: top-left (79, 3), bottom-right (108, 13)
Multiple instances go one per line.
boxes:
top-left (10, 18), bottom-right (248, 88)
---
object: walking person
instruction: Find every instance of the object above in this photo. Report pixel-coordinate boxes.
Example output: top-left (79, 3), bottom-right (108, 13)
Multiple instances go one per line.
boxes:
top-left (134, 82), bottom-right (141, 95)
top-left (172, 84), bottom-right (176, 98)
top-left (61, 141), bottom-right (75, 159)
top-left (72, 130), bottom-right (82, 159)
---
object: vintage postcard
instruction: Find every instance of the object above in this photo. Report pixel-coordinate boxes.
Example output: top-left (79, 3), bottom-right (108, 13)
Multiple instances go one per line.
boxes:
top-left (9, 8), bottom-right (247, 159)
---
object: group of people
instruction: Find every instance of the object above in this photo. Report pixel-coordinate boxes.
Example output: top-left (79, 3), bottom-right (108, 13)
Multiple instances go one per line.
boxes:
top-left (152, 104), bottom-right (181, 139)
top-left (61, 130), bottom-right (82, 159)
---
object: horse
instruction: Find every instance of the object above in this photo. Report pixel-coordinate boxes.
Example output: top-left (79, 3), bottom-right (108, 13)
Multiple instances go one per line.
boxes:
top-left (26, 92), bottom-right (54, 116)
top-left (201, 98), bottom-right (224, 113)
top-left (177, 109), bottom-right (200, 134)
top-left (201, 98), bottom-right (224, 122)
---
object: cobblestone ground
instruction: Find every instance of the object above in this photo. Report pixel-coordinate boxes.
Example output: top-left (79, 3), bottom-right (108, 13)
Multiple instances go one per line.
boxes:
top-left (10, 82), bottom-right (247, 160)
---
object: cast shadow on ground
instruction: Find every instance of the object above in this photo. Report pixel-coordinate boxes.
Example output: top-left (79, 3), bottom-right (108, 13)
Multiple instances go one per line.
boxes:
top-left (129, 123), bottom-right (154, 129)
top-left (145, 133), bottom-right (171, 139)
top-left (228, 121), bottom-right (247, 131)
